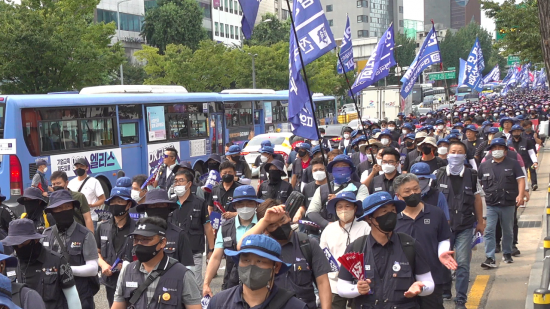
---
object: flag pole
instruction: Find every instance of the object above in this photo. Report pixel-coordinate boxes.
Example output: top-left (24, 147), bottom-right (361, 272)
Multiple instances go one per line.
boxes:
top-left (285, 0), bottom-right (332, 194)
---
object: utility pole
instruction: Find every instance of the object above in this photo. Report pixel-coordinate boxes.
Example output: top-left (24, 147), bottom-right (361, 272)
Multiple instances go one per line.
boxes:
top-left (248, 53), bottom-right (257, 89)
top-left (117, 0), bottom-right (131, 85)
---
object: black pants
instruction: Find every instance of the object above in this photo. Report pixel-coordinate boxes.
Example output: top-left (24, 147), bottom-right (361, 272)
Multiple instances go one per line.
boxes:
top-left (419, 283), bottom-right (444, 309)
top-left (81, 295), bottom-right (95, 309)
top-left (106, 286), bottom-right (116, 308)
top-left (496, 207), bottom-right (518, 246)
top-left (530, 166), bottom-right (538, 185)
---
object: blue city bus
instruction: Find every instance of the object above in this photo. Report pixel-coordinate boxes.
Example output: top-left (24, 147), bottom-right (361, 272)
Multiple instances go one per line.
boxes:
top-left (218, 89), bottom-right (338, 147)
top-left (1, 87), bottom-right (224, 206)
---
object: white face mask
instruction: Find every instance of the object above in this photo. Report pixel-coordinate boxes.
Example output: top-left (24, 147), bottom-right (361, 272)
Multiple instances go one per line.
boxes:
top-left (438, 147), bottom-right (448, 155)
top-left (492, 149), bottom-right (505, 159)
top-left (131, 190), bottom-right (144, 202)
top-left (381, 164), bottom-right (396, 174)
top-left (174, 185), bottom-right (187, 197)
top-left (388, 126), bottom-right (395, 131)
top-left (337, 209), bottom-right (355, 223)
top-left (321, 134), bottom-right (325, 138)
top-left (427, 114), bottom-right (432, 118)
top-left (381, 138), bottom-right (390, 145)
top-left (312, 171), bottom-right (327, 181)
top-left (43, 167), bottom-right (48, 173)
top-left (260, 155), bottom-right (268, 163)
top-left (311, 140), bottom-right (319, 146)
top-left (237, 206), bottom-right (256, 220)
top-left (343, 133), bottom-right (350, 139)
top-left (437, 125), bottom-right (444, 130)
top-left (402, 129), bottom-right (409, 134)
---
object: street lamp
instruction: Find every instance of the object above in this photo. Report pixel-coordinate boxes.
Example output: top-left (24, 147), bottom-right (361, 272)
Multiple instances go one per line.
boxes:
top-left (117, 0), bottom-right (131, 85)
top-left (248, 53), bottom-right (258, 89)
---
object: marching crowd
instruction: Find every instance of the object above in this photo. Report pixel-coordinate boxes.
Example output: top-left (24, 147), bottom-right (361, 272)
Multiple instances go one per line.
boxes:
top-left (0, 90), bottom-right (548, 309)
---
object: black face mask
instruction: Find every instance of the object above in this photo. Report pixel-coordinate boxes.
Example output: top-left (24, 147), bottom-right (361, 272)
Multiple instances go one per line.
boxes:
top-left (403, 193), bottom-right (422, 207)
top-left (133, 241), bottom-right (162, 263)
top-left (14, 241), bottom-right (42, 262)
top-left (373, 212), bottom-right (397, 233)
top-left (24, 200), bottom-right (44, 221)
top-left (422, 146), bottom-right (433, 155)
top-left (222, 174), bottom-right (235, 183)
top-left (53, 186), bottom-right (65, 191)
top-left (231, 156), bottom-right (240, 162)
top-left (513, 134), bottom-right (522, 139)
top-left (208, 162), bottom-right (220, 172)
top-left (268, 170), bottom-right (282, 183)
top-left (270, 222), bottom-right (292, 240)
top-left (298, 150), bottom-right (307, 158)
top-left (51, 209), bottom-right (75, 232)
top-left (405, 141), bottom-right (414, 148)
top-left (109, 203), bottom-right (129, 217)
top-left (75, 168), bottom-right (86, 177)
top-left (146, 208), bottom-right (172, 221)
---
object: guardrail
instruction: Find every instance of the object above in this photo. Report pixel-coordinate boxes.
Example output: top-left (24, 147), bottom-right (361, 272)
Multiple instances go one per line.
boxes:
top-left (533, 180), bottom-right (550, 308)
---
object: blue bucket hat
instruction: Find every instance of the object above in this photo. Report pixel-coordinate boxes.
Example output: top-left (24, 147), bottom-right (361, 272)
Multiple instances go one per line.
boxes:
top-left (357, 192), bottom-right (406, 221)
top-left (327, 154), bottom-right (356, 173)
top-left (311, 145), bottom-right (330, 155)
top-left (0, 274), bottom-right (20, 309)
top-left (499, 117), bottom-right (514, 127)
top-left (404, 133), bottom-right (416, 141)
top-left (410, 162), bottom-right (436, 179)
top-left (436, 138), bottom-right (450, 146)
top-left (487, 127), bottom-right (500, 134)
top-left (450, 129), bottom-right (461, 135)
top-left (511, 124), bottom-right (524, 132)
top-left (379, 129), bottom-right (392, 138)
top-left (261, 140), bottom-right (273, 147)
top-left (453, 122), bottom-right (464, 129)
top-left (435, 119), bottom-right (445, 125)
top-left (402, 123), bottom-right (414, 131)
top-left (371, 128), bottom-right (381, 135)
top-left (259, 146), bottom-right (275, 154)
top-left (447, 133), bottom-right (459, 140)
top-left (1, 219), bottom-right (46, 247)
top-left (105, 177), bottom-right (136, 207)
top-left (464, 125), bottom-right (477, 133)
top-left (225, 234), bottom-right (291, 275)
top-left (326, 191), bottom-right (364, 218)
top-left (17, 187), bottom-right (47, 205)
top-left (351, 135), bottom-right (367, 147)
top-left (0, 243), bottom-right (17, 268)
top-left (45, 190), bottom-right (80, 212)
top-left (295, 143), bottom-right (311, 152)
top-left (225, 145), bottom-right (242, 156)
top-left (229, 185), bottom-right (264, 207)
top-left (487, 138), bottom-right (508, 150)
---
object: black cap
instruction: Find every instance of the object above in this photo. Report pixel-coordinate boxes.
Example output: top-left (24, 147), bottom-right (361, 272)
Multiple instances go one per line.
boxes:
top-left (127, 223), bottom-right (166, 237)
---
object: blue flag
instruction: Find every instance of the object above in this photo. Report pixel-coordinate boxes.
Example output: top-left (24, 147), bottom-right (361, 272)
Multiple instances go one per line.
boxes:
top-left (535, 69), bottom-right (547, 89)
top-left (400, 24), bottom-right (440, 99)
top-left (520, 63), bottom-right (531, 88)
top-left (507, 65), bottom-right (520, 87)
top-left (482, 64), bottom-right (500, 84)
top-left (464, 37), bottom-right (484, 92)
top-left (501, 66), bottom-right (513, 84)
top-left (337, 15), bottom-right (355, 74)
top-left (458, 58), bottom-right (467, 87)
top-left (238, 0), bottom-right (261, 39)
top-left (349, 24), bottom-right (395, 96)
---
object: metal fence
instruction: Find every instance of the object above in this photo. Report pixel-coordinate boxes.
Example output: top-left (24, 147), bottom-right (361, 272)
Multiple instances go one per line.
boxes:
top-left (534, 180), bottom-right (550, 308)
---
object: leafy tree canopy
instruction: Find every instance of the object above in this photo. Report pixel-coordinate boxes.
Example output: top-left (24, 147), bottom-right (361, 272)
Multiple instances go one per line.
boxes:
top-left (244, 13), bottom-right (291, 46)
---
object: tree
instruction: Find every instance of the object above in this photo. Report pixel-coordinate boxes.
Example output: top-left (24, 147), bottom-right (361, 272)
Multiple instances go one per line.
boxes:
top-left (110, 60), bottom-right (148, 85)
top-left (537, 0), bottom-right (550, 75)
top-left (481, 0), bottom-right (543, 65)
top-left (142, 0), bottom-right (207, 54)
top-left (0, 0), bottom-right (125, 94)
top-left (244, 13), bottom-right (291, 46)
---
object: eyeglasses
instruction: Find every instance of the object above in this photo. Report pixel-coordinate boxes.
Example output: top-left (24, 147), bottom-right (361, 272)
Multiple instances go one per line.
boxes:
top-left (174, 179), bottom-right (187, 185)
top-left (381, 161), bottom-right (397, 165)
top-left (133, 237), bottom-right (157, 245)
top-left (164, 155), bottom-right (175, 158)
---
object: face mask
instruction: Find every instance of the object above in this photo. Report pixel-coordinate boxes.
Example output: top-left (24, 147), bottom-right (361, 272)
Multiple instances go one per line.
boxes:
top-left (53, 186), bottom-right (65, 191)
top-left (24, 200), bottom-right (44, 221)
top-left (321, 134), bottom-right (325, 138)
top-left (146, 207), bottom-right (172, 221)
top-left (208, 162), bottom-right (220, 171)
top-left (43, 167), bottom-right (48, 173)
top-left (222, 174), bottom-right (235, 183)
top-left (109, 203), bottom-right (129, 217)
top-left (381, 164), bottom-right (396, 174)
top-left (492, 149), bottom-right (505, 159)
top-left (270, 222), bottom-right (292, 240)
top-left (447, 153), bottom-right (465, 175)
top-left (373, 212), bottom-right (397, 233)
top-left (311, 140), bottom-right (319, 146)
top-left (402, 129), bottom-right (409, 134)
top-left (75, 168), bottom-right (86, 177)
top-left (238, 264), bottom-right (273, 290)
top-left (512, 134), bottom-right (521, 139)
top-left (405, 141), bottom-right (414, 148)
top-left (237, 207), bottom-right (256, 221)
top-left (231, 156), bottom-right (241, 163)
top-left (437, 125), bottom-right (444, 130)
top-left (174, 185), bottom-right (187, 197)
top-left (343, 133), bottom-right (350, 139)
top-left (312, 171), bottom-right (326, 181)
top-left (131, 190), bottom-right (144, 202)
top-left (422, 145), bottom-right (433, 155)
top-left (403, 193), bottom-right (422, 207)
top-left (298, 150), bottom-right (307, 158)
top-left (388, 126), bottom-right (395, 131)
top-left (268, 170), bottom-right (282, 183)
top-left (438, 147), bottom-right (448, 155)
top-left (51, 209), bottom-right (75, 232)
top-left (14, 241), bottom-right (42, 262)
top-left (260, 156), bottom-right (268, 163)
top-left (332, 167), bottom-right (352, 185)
top-left (337, 209), bottom-right (355, 223)
top-left (427, 114), bottom-right (432, 118)
top-left (381, 138), bottom-right (390, 146)
top-left (133, 240), bottom-right (162, 263)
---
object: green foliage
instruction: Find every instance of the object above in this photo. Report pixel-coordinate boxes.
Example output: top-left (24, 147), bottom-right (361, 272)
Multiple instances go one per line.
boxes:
top-left (142, 0), bottom-right (207, 54)
top-left (244, 13), bottom-right (291, 46)
top-left (0, 0), bottom-right (125, 94)
top-left (110, 60), bottom-right (148, 85)
top-left (481, 0), bottom-right (542, 64)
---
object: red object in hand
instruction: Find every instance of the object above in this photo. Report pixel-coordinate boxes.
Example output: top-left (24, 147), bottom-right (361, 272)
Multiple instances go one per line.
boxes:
top-left (214, 201), bottom-right (226, 213)
top-left (338, 252), bottom-right (365, 281)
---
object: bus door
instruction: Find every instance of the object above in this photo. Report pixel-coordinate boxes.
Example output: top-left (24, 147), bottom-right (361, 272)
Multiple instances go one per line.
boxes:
top-left (119, 119), bottom-right (144, 174)
top-left (254, 108), bottom-right (264, 135)
top-left (210, 113), bottom-right (224, 154)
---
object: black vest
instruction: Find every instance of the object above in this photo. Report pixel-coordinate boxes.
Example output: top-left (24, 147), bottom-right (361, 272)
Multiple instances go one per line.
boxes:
top-left (42, 224), bottom-right (96, 301)
top-left (421, 187), bottom-right (440, 210)
top-left (293, 158), bottom-right (306, 190)
top-left (371, 174), bottom-right (397, 196)
top-left (211, 183), bottom-right (240, 213)
top-left (220, 218), bottom-right (241, 290)
top-left (121, 257), bottom-right (188, 309)
top-left (258, 181), bottom-right (292, 203)
top-left (234, 159), bottom-right (247, 179)
top-left (319, 181), bottom-right (362, 222)
top-left (437, 167), bottom-right (477, 231)
top-left (302, 182), bottom-right (319, 210)
top-left (96, 218), bottom-right (136, 288)
top-left (479, 158), bottom-right (520, 207)
top-left (169, 196), bottom-right (207, 253)
top-left (164, 222), bottom-right (188, 264)
top-left (511, 137), bottom-right (532, 165)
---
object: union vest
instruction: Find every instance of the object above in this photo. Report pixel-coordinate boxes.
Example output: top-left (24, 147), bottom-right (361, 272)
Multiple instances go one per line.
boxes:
top-left (169, 195), bottom-right (207, 253)
top-left (479, 158), bottom-right (520, 207)
top-left (510, 137), bottom-right (533, 165)
top-left (371, 174), bottom-right (397, 196)
top-left (319, 181), bottom-right (362, 222)
top-left (436, 167), bottom-right (477, 231)
top-left (220, 218), bottom-right (240, 290)
top-left (258, 181), bottom-right (293, 203)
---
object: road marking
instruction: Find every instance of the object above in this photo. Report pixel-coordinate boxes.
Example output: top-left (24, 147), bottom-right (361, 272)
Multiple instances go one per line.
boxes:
top-left (466, 275), bottom-right (490, 309)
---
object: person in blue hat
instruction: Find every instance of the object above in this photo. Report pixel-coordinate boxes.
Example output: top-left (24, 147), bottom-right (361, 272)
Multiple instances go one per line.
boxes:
top-left (319, 191), bottom-right (370, 309)
top-left (399, 133), bottom-right (416, 167)
top-left (306, 154), bottom-right (368, 230)
top-left (257, 146), bottom-right (275, 182)
top-left (225, 144), bottom-right (252, 182)
top-left (350, 135), bottom-right (368, 166)
top-left (338, 127), bottom-right (353, 153)
top-left (479, 138), bottom-right (526, 267)
top-left (300, 145), bottom-right (331, 185)
top-left (291, 143), bottom-right (312, 191)
top-left (387, 121), bottom-right (401, 141)
top-left (96, 177), bottom-right (138, 307)
top-left (257, 160), bottom-right (293, 203)
top-left (337, 192), bottom-right (434, 308)
top-left (462, 125), bottom-right (480, 170)
top-left (434, 119), bottom-right (448, 141)
top-left (396, 112), bottom-right (405, 127)
top-left (378, 129), bottom-right (398, 149)
top-left (495, 117), bottom-right (514, 140)
top-left (509, 124), bottom-right (538, 191)
top-left (253, 142), bottom-right (285, 177)
top-left (208, 234), bottom-right (307, 309)
top-left (436, 138), bottom-right (450, 162)
top-left (31, 159), bottom-right (51, 196)
top-left (0, 273), bottom-right (21, 309)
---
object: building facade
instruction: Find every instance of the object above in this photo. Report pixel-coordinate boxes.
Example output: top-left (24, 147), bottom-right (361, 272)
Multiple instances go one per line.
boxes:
top-left (450, 0), bottom-right (481, 29)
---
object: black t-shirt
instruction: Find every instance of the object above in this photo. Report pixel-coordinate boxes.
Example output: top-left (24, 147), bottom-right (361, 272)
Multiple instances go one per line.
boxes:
top-left (0, 205), bottom-right (16, 233)
top-left (409, 157), bottom-right (443, 174)
top-left (450, 175), bottom-right (463, 196)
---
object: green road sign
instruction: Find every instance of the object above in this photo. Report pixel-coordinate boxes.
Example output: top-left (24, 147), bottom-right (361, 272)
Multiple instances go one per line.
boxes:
top-left (427, 71), bottom-right (456, 81)
top-left (448, 67), bottom-right (456, 71)
top-left (507, 55), bottom-right (520, 66)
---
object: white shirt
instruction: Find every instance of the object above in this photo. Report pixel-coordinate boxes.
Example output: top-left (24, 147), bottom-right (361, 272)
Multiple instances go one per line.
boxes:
top-left (320, 220), bottom-right (371, 293)
top-left (68, 176), bottom-right (104, 221)
top-left (166, 163), bottom-right (177, 180)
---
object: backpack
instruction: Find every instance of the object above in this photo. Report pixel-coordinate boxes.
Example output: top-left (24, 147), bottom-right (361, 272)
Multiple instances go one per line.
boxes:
top-left (11, 282), bottom-right (25, 307)
top-left (296, 232), bottom-right (313, 267)
top-left (351, 233), bottom-right (416, 271)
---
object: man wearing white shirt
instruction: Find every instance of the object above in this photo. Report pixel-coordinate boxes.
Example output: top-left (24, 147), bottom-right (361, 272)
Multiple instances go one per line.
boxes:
top-left (153, 147), bottom-right (179, 190)
top-left (320, 191), bottom-right (370, 309)
top-left (68, 158), bottom-right (105, 230)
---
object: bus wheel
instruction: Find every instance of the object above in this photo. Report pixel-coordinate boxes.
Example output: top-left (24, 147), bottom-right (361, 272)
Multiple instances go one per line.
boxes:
top-left (97, 177), bottom-right (111, 199)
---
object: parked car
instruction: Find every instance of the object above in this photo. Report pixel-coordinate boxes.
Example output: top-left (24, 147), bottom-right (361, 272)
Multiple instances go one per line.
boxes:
top-left (347, 118), bottom-right (380, 130)
top-left (241, 132), bottom-right (293, 177)
top-left (319, 124), bottom-right (347, 149)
